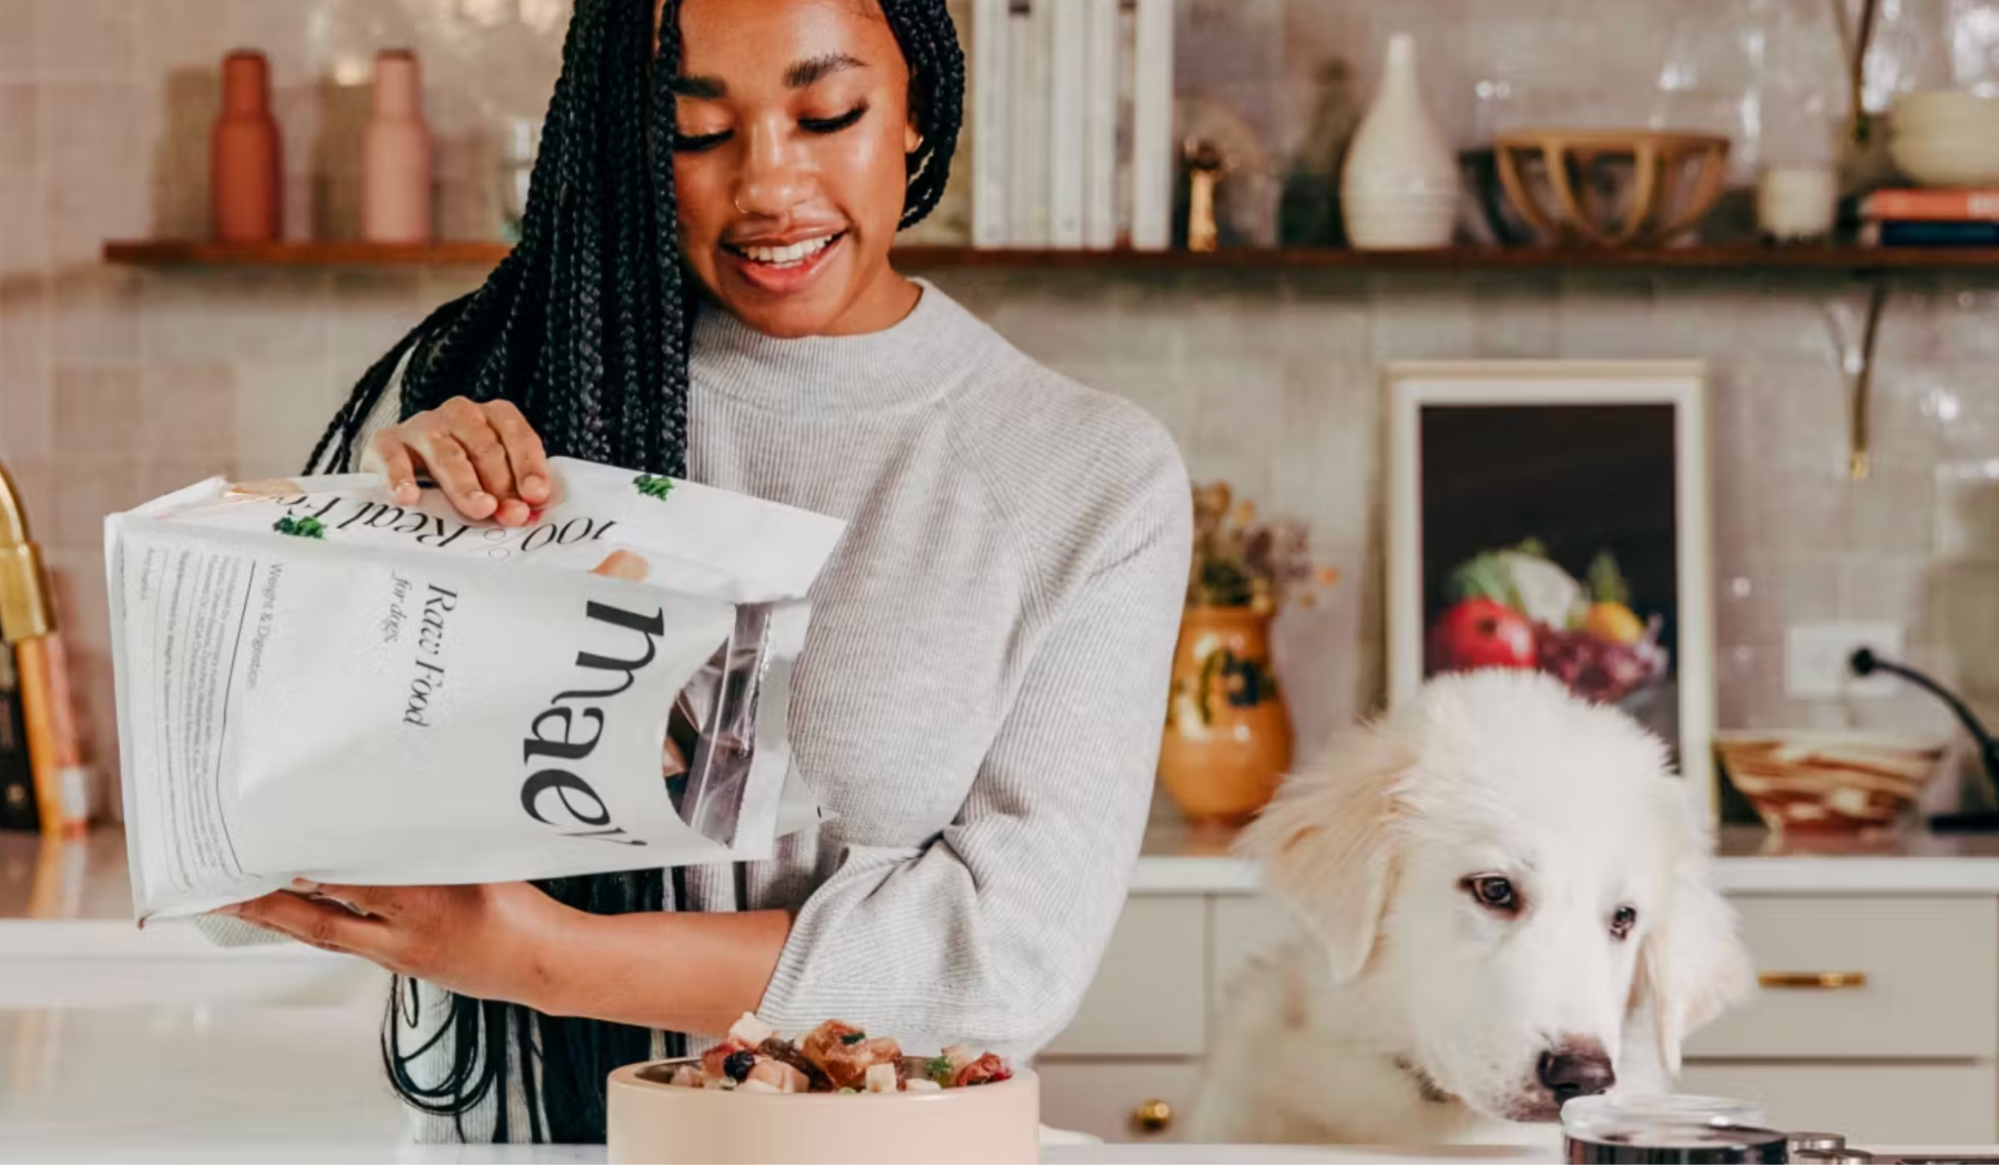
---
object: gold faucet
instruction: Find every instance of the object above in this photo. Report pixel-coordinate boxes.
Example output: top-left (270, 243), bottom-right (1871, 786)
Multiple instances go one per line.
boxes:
top-left (0, 458), bottom-right (72, 837)
top-left (0, 459), bottom-right (53, 644)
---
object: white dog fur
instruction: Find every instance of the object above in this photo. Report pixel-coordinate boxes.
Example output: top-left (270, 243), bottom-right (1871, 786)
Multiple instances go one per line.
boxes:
top-left (1188, 670), bottom-right (1755, 1148)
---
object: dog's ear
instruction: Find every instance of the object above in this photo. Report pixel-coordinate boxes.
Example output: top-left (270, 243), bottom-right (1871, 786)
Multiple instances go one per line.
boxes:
top-left (1237, 726), bottom-right (1410, 984)
top-left (1627, 789), bottom-right (1757, 1074)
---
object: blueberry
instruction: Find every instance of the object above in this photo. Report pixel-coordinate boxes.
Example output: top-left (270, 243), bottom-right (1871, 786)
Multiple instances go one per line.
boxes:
top-left (723, 1051), bottom-right (757, 1082)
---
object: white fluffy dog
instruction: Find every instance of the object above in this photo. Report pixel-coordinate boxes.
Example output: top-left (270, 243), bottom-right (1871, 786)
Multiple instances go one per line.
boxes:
top-left (1189, 670), bottom-right (1755, 1148)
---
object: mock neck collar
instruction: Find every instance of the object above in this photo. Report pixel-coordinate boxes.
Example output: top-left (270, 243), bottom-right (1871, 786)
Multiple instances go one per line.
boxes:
top-left (692, 279), bottom-right (985, 415)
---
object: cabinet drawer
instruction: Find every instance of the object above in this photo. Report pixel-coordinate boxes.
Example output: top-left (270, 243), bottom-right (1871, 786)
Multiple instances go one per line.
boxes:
top-left (1044, 897), bottom-right (1206, 1057)
top-left (1680, 1061), bottom-right (1998, 1145)
top-left (1034, 1060), bottom-right (1204, 1145)
top-left (1687, 897), bottom-right (1998, 1060)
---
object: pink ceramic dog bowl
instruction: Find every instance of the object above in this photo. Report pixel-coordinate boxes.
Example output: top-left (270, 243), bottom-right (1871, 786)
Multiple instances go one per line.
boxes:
top-left (606, 1060), bottom-right (1040, 1165)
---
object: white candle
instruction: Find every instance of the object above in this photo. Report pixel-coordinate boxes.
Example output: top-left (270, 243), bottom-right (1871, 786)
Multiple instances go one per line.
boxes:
top-left (1758, 165), bottom-right (1839, 241)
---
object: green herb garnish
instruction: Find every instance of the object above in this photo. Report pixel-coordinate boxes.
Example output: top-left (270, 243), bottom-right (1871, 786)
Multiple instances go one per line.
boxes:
top-left (633, 474), bottom-right (674, 501)
top-left (839, 1031), bottom-right (867, 1046)
top-left (273, 516), bottom-right (326, 539)
top-left (928, 1056), bottom-right (954, 1085)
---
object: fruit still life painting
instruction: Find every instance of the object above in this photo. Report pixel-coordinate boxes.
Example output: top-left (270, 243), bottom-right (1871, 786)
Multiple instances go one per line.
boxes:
top-left (1428, 538), bottom-right (1669, 709)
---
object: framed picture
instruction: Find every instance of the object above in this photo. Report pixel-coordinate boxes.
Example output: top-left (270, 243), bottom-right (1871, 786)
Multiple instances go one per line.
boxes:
top-left (1385, 360), bottom-right (1716, 818)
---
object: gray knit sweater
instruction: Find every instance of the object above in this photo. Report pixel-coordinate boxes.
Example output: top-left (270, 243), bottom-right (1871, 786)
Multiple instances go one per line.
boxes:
top-left (350, 281), bottom-right (1189, 1140)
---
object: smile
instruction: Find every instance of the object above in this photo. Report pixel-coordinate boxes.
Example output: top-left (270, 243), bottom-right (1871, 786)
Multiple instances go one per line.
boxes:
top-left (725, 232), bottom-right (846, 269)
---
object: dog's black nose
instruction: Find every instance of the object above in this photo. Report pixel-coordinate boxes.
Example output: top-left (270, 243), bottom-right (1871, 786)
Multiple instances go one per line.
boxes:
top-left (1538, 1041), bottom-right (1615, 1102)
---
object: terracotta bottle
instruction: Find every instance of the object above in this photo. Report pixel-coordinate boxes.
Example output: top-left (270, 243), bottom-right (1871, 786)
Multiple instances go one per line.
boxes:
top-left (361, 50), bottom-right (435, 245)
top-left (211, 50), bottom-right (283, 243)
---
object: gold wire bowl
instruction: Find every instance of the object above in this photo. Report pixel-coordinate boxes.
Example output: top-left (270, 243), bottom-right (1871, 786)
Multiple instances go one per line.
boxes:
top-left (1494, 129), bottom-right (1730, 247)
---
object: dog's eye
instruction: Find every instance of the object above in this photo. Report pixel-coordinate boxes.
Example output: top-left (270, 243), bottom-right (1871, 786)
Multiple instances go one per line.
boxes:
top-left (1611, 905), bottom-right (1638, 939)
top-left (1465, 875), bottom-right (1518, 913)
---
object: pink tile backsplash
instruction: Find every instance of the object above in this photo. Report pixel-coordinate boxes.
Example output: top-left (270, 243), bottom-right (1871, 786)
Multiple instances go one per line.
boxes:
top-left (32, 0), bottom-right (139, 83)
top-left (51, 364), bottom-right (142, 453)
top-left (0, 0), bottom-right (1996, 810)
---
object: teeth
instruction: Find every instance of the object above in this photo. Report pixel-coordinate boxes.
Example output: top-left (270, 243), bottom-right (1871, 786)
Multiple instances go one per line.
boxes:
top-left (738, 235), bottom-right (834, 267)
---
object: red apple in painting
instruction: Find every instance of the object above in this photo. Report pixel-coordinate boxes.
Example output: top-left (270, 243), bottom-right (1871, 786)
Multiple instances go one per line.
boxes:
top-left (1429, 598), bottom-right (1537, 672)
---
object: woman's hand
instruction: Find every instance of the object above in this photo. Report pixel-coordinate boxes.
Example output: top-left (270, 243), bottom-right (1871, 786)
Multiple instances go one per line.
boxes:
top-left (221, 882), bottom-right (576, 1012)
top-left (362, 397), bottom-right (552, 527)
top-left (222, 882), bottom-right (793, 1033)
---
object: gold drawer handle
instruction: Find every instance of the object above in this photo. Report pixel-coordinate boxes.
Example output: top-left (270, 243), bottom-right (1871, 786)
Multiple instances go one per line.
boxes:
top-left (1760, 971), bottom-right (1869, 990)
top-left (1131, 1099), bottom-right (1173, 1134)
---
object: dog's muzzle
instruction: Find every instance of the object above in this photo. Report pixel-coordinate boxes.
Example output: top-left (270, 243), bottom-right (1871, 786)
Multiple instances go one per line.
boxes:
top-left (1393, 1057), bottom-right (1454, 1106)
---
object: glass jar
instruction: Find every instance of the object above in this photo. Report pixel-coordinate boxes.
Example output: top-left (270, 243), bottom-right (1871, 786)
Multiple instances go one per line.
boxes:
top-left (1865, 0), bottom-right (1959, 111)
top-left (497, 116), bottom-right (539, 244)
top-left (1651, 0), bottom-right (1847, 240)
top-left (1561, 1094), bottom-right (1788, 1164)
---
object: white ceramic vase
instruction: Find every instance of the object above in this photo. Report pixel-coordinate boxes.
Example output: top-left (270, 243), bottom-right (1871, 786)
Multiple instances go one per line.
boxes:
top-left (1341, 34), bottom-right (1461, 250)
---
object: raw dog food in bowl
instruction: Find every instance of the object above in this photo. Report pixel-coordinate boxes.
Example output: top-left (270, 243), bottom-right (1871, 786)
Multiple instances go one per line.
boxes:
top-left (607, 1013), bottom-right (1039, 1165)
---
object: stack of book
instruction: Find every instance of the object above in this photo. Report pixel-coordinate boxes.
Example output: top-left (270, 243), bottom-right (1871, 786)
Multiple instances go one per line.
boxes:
top-left (1859, 188), bottom-right (1999, 247)
top-left (969, 0), bottom-right (1178, 251)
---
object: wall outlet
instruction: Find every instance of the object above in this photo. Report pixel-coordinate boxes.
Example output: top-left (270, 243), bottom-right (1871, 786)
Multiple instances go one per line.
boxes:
top-left (1786, 623), bottom-right (1906, 700)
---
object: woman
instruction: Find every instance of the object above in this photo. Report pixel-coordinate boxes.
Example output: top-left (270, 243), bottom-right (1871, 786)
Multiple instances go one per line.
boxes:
top-left (225, 0), bottom-right (1191, 1145)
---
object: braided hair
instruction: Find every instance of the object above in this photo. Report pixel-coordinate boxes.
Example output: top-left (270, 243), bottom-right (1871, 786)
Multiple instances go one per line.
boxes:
top-left (307, 0), bottom-right (963, 1144)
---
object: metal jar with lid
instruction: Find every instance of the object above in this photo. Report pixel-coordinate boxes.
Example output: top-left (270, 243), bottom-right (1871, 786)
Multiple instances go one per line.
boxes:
top-left (1561, 1095), bottom-right (1789, 1163)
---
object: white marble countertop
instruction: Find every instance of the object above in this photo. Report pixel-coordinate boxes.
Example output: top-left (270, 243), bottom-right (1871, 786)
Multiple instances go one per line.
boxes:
top-left (0, 1000), bottom-right (1568, 1166)
top-left (13, 802), bottom-right (1999, 943)
top-left (0, 1144), bottom-right (1559, 1160)
top-left (0, 1002), bottom-right (1990, 1165)
top-left (0, 1144), bottom-right (1983, 1160)
top-left (1126, 802), bottom-right (1999, 896)
top-left (0, 1141), bottom-right (1564, 1165)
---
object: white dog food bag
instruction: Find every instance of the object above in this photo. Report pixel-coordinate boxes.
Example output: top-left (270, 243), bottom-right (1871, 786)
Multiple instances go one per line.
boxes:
top-left (105, 457), bottom-right (846, 925)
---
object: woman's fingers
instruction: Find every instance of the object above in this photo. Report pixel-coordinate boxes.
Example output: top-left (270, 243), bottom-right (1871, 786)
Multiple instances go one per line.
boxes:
top-left (361, 431), bottom-right (422, 507)
top-left (483, 400), bottom-right (553, 507)
top-left (299, 881), bottom-right (405, 920)
top-left (359, 398), bottom-right (550, 526)
top-left (403, 420), bottom-right (497, 521)
top-left (441, 398), bottom-right (523, 519)
top-left (228, 890), bottom-right (399, 959)
top-left (590, 550), bottom-right (651, 581)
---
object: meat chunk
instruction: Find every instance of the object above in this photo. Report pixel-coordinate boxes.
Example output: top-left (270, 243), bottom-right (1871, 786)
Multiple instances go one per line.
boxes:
top-left (758, 1038), bottom-right (834, 1092)
top-left (799, 1021), bottom-right (903, 1090)
top-left (952, 1053), bottom-right (1013, 1088)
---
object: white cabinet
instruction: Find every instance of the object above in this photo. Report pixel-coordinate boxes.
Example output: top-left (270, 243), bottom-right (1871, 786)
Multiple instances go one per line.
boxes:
top-left (1036, 1061), bottom-right (1205, 1145)
top-left (1688, 896), bottom-right (1998, 1060)
top-left (1035, 890), bottom-right (1999, 1149)
top-left (1680, 1062), bottom-right (1999, 1145)
top-left (1042, 898), bottom-right (1207, 1058)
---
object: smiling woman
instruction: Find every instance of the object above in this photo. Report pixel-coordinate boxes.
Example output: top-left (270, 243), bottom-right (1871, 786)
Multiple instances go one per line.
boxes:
top-left (670, 0), bottom-right (946, 337)
top-left (242, 0), bottom-right (1192, 1151)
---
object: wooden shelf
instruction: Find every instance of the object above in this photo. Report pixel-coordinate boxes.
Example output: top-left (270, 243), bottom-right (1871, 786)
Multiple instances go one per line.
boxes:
top-left (894, 244), bottom-right (1999, 273)
top-left (102, 240), bottom-right (514, 267)
top-left (102, 239), bottom-right (1999, 274)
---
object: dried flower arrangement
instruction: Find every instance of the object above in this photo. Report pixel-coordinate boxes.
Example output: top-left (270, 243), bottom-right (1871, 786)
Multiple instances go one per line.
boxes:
top-left (1187, 482), bottom-right (1339, 615)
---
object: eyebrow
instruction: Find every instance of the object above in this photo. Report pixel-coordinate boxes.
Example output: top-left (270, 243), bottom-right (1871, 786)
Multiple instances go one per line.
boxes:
top-left (671, 53), bottom-right (868, 100)
top-left (785, 52), bottom-right (867, 89)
